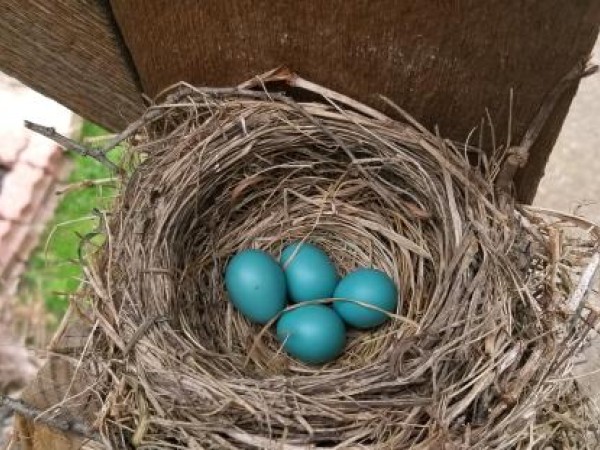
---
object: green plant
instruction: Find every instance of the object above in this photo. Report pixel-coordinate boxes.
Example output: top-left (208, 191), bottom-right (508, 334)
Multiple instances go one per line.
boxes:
top-left (22, 122), bottom-right (120, 318)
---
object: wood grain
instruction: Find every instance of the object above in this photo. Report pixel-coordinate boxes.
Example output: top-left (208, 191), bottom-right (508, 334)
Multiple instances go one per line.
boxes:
top-left (14, 320), bottom-right (97, 450)
top-left (110, 0), bottom-right (600, 201)
top-left (0, 0), bottom-right (144, 131)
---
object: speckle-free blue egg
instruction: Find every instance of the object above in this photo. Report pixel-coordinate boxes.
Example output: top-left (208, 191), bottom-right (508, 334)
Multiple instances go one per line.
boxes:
top-left (333, 268), bottom-right (398, 329)
top-left (224, 249), bottom-right (287, 324)
top-left (280, 242), bottom-right (338, 303)
top-left (276, 304), bottom-right (346, 364)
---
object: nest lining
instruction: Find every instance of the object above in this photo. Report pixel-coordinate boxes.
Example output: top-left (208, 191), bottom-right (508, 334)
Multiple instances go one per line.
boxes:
top-left (74, 79), bottom-right (600, 449)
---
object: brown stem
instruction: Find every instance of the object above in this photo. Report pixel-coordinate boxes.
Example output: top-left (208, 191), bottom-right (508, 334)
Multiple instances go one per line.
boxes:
top-left (0, 394), bottom-right (100, 441)
top-left (24, 120), bottom-right (121, 174)
top-left (495, 60), bottom-right (598, 195)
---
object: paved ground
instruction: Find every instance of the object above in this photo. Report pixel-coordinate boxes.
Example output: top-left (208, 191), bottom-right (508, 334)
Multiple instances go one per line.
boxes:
top-left (535, 40), bottom-right (600, 223)
top-left (535, 39), bottom-right (600, 407)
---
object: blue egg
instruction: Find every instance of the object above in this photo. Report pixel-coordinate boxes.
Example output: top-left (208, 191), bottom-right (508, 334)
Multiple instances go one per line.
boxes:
top-left (280, 242), bottom-right (338, 303)
top-left (276, 304), bottom-right (346, 364)
top-left (333, 268), bottom-right (398, 329)
top-left (224, 249), bottom-right (287, 324)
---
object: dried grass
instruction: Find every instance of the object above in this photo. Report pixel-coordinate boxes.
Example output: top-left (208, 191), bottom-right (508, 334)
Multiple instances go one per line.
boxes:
top-left (74, 78), bottom-right (600, 449)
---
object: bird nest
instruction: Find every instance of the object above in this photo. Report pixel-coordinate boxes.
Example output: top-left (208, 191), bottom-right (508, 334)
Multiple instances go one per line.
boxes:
top-left (69, 73), bottom-right (599, 449)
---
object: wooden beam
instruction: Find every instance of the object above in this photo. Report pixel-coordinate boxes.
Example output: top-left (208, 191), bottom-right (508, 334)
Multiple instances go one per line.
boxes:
top-left (110, 0), bottom-right (599, 201)
top-left (0, 0), bottom-right (144, 132)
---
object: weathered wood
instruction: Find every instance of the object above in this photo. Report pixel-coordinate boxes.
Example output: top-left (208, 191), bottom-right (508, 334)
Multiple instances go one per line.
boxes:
top-left (0, 1), bottom-right (597, 196)
top-left (0, 0), bottom-right (144, 131)
top-left (14, 319), bottom-right (98, 450)
top-left (110, 0), bottom-right (599, 201)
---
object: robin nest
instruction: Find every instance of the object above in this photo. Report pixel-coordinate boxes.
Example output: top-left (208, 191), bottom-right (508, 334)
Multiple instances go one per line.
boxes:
top-left (65, 73), bottom-right (599, 449)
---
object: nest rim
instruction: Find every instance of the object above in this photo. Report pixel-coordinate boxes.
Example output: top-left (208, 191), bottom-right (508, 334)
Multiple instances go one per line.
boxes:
top-left (70, 75), bottom-right (600, 449)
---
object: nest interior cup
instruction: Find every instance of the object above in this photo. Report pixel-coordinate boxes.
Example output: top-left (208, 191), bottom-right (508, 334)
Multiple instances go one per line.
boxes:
top-left (79, 78), bottom-right (597, 449)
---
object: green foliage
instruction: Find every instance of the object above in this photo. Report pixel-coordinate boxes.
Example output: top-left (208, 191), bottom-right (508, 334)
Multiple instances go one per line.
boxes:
top-left (22, 122), bottom-right (120, 318)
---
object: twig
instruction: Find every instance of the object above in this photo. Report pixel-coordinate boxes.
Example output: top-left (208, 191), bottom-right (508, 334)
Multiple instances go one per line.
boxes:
top-left (520, 62), bottom-right (597, 152)
top-left (522, 205), bottom-right (600, 240)
top-left (99, 83), bottom-right (270, 153)
top-left (122, 315), bottom-right (167, 356)
top-left (292, 76), bottom-right (390, 121)
top-left (226, 430), bottom-right (364, 450)
top-left (240, 66), bottom-right (391, 121)
top-left (0, 394), bottom-right (100, 441)
top-left (567, 252), bottom-right (600, 328)
top-left (56, 178), bottom-right (116, 195)
top-left (98, 107), bottom-right (166, 153)
top-left (495, 60), bottom-right (598, 193)
top-left (24, 120), bottom-right (121, 173)
top-left (177, 82), bottom-right (365, 167)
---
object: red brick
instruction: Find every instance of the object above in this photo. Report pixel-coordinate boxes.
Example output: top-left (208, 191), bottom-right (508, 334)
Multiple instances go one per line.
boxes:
top-left (0, 220), bottom-right (10, 241)
top-left (1, 259), bottom-right (26, 296)
top-left (0, 130), bottom-right (29, 168)
top-left (0, 164), bottom-right (44, 221)
top-left (28, 174), bottom-right (54, 218)
top-left (19, 137), bottom-right (64, 176)
top-left (0, 222), bottom-right (26, 271)
top-left (1, 177), bottom-right (61, 288)
top-left (0, 220), bottom-right (11, 263)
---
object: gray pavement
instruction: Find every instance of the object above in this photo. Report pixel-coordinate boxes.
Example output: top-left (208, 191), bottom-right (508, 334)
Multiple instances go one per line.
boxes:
top-left (535, 40), bottom-right (600, 223)
top-left (535, 38), bottom-right (600, 409)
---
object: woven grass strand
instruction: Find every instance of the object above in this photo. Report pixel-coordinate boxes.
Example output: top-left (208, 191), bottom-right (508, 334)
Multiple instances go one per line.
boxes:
top-left (78, 83), bottom-right (599, 449)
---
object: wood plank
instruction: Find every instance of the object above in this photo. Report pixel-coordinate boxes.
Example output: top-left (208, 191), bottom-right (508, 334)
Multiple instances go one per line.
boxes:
top-left (110, 0), bottom-right (600, 201)
top-left (0, 0), bottom-right (144, 131)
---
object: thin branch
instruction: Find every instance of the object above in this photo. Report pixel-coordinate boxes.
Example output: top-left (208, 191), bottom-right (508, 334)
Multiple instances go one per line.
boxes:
top-left (0, 394), bottom-right (100, 441)
top-left (494, 60), bottom-right (598, 193)
top-left (122, 315), bottom-right (167, 355)
top-left (97, 84), bottom-right (268, 153)
top-left (98, 107), bottom-right (166, 153)
top-left (568, 252), bottom-right (600, 326)
top-left (520, 62), bottom-right (597, 152)
top-left (24, 120), bottom-right (121, 173)
top-left (56, 178), bottom-right (116, 195)
top-left (239, 66), bottom-right (390, 121)
top-left (102, 69), bottom-right (393, 156)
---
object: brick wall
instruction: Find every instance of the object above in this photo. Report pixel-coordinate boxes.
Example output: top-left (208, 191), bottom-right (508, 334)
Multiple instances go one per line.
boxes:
top-left (0, 73), bottom-right (76, 297)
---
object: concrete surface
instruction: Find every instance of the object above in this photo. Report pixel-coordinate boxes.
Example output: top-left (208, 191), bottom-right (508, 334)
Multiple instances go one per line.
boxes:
top-left (535, 39), bottom-right (600, 223)
top-left (536, 39), bottom-right (600, 411)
